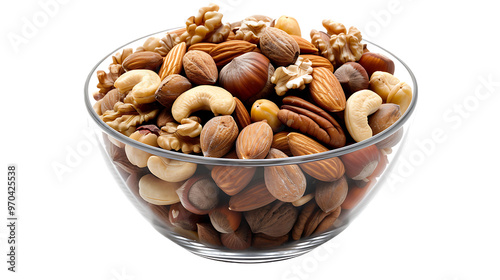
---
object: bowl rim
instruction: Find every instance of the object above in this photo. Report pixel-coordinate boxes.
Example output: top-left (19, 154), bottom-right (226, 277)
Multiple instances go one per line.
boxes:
top-left (84, 28), bottom-right (418, 167)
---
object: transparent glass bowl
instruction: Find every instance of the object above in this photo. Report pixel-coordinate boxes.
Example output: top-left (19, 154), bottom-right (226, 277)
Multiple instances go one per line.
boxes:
top-left (84, 28), bottom-right (418, 263)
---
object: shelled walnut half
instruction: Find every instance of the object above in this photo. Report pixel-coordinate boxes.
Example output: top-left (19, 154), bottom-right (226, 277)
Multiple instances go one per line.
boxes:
top-left (157, 116), bottom-right (203, 154)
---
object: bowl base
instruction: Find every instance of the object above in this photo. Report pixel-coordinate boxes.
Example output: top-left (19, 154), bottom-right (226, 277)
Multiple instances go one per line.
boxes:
top-left (153, 222), bottom-right (348, 263)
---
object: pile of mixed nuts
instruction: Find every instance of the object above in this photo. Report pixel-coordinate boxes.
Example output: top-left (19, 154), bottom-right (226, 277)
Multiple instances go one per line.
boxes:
top-left (92, 3), bottom-right (413, 250)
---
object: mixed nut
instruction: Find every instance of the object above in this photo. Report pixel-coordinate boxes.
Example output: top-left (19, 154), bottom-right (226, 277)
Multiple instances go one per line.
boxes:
top-left (93, 3), bottom-right (412, 250)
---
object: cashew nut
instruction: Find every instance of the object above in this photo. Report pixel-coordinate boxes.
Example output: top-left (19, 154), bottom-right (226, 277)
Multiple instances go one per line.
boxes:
top-left (114, 69), bottom-right (161, 105)
top-left (147, 155), bottom-right (197, 182)
top-left (387, 82), bottom-right (412, 114)
top-left (125, 130), bottom-right (159, 168)
top-left (345, 90), bottom-right (383, 142)
top-left (369, 71), bottom-right (401, 102)
top-left (138, 174), bottom-right (183, 205)
top-left (171, 85), bottom-right (236, 122)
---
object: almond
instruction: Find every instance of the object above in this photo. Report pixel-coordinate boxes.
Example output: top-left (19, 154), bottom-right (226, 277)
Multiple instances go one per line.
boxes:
top-left (211, 164), bottom-right (256, 196)
top-left (200, 116), bottom-right (239, 158)
top-left (264, 148), bottom-right (306, 202)
top-left (235, 121), bottom-right (273, 159)
top-left (291, 35), bottom-right (319, 54)
top-left (271, 131), bottom-right (292, 156)
top-left (300, 54), bottom-right (334, 72)
top-left (208, 40), bottom-right (260, 67)
top-left (287, 132), bottom-right (345, 182)
top-left (182, 50), bottom-right (218, 85)
top-left (187, 42), bottom-right (217, 53)
top-left (158, 42), bottom-right (186, 80)
top-left (309, 67), bottom-right (346, 112)
top-left (229, 181), bottom-right (276, 212)
top-left (122, 51), bottom-right (163, 71)
top-left (232, 97), bottom-right (251, 131)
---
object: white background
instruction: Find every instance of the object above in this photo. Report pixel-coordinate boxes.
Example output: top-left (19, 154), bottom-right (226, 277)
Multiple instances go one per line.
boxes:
top-left (1, 0), bottom-right (499, 279)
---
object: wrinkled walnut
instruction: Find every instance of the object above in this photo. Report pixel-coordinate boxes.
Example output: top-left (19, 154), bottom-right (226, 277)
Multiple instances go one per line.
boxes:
top-left (95, 64), bottom-right (124, 97)
top-left (233, 17), bottom-right (268, 44)
top-left (157, 116), bottom-right (202, 154)
top-left (271, 56), bottom-right (313, 96)
top-left (155, 33), bottom-right (178, 56)
top-left (310, 20), bottom-right (364, 67)
top-left (175, 3), bottom-right (230, 47)
top-left (244, 201), bottom-right (298, 237)
top-left (100, 102), bottom-right (159, 133)
top-left (112, 48), bottom-right (133, 66)
top-left (135, 37), bottom-right (162, 53)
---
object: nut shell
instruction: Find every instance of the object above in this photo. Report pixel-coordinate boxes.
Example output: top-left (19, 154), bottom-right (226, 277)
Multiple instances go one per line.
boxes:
top-left (182, 50), bottom-right (218, 85)
top-left (200, 115), bottom-right (239, 158)
top-left (219, 52), bottom-right (274, 103)
top-left (155, 74), bottom-right (192, 108)
top-left (235, 121), bottom-right (273, 159)
top-left (358, 52), bottom-right (395, 78)
top-left (244, 201), bottom-right (298, 237)
top-left (259, 27), bottom-right (300, 67)
top-left (314, 176), bottom-right (348, 213)
top-left (334, 62), bottom-right (369, 97)
top-left (264, 148), bottom-right (306, 202)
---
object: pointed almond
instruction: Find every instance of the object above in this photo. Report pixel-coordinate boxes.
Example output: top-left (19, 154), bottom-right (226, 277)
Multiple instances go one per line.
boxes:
top-left (235, 121), bottom-right (273, 159)
top-left (264, 148), bottom-right (306, 202)
top-left (287, 132), bottom-right (345, 182)
top-left (158, 42), bottom-right (186, 80)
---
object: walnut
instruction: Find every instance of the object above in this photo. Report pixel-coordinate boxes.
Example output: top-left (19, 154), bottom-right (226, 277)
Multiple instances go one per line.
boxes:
top-left (112, 48), bottom-right (133, 66)
top-left (95, 63), bottom-right (124, 98)
top-left (157, 117), bottom-right (202, 154)
top-left (310, 20), bottom-right (364, 67)
top-left (233, 17), bottom-right (268, 44)
top-left (135, 37), bottom-right (162, 52)
top-left (100, 102), bottom-right (159, 133)
top-left (271, 56), bottom-right (313, 96)
top-left (175, 3), bottom-right (229, 47)
top-left (155, 33), bottom-right (178, 56)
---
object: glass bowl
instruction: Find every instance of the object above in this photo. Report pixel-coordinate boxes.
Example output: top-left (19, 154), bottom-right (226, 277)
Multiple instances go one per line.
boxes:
top-left (84, 28), bottom-right (418, 263)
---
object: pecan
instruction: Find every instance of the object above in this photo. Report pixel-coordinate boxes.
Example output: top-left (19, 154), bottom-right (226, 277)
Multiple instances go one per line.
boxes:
top-left (277, 96), bottom-right (346, 148)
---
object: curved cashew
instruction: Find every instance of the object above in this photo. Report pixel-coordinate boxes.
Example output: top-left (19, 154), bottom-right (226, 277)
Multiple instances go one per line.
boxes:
top-left (147, 155), bottom-right (197, 182)
top-left (114, 70), bottom-right (161, 105)
top-left (138, 174), bottom-right (183, 205)
top-left (171, 85), bottom-right (236, 122)
top-left (387, 82), bottom-right (412, 114)
top-left (369, 71), bottom-right (401, 102)
top-left (125, 130), bottom-right (159, 168)
top-left (345, 90), bottom-right (383, 142)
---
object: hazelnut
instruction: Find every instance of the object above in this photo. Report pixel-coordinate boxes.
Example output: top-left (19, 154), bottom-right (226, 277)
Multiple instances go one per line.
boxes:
top-left (176, 175), bottom-right (220, 215)
top-left (359, 52), bottom-right (395, 78)
top-left (209, 204), bottom-right (242, 233)
top-left (168, 203), bottom-right (203, 231)
top-left (368, 103), bottom-right (402, 135)
top-left (155, 74), bottom-right (192, 108)
top-left (334, 62), bottom-right (370, 98)
top-left (219, 52), bottom-right (275, 104)
top-left (340, 145), bottom-right (380, 180)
